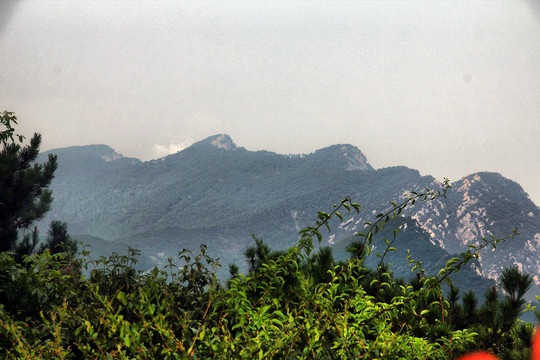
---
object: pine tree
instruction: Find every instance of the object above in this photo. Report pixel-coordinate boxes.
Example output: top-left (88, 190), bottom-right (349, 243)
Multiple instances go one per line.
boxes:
top-left (39, 220), bottom-right (78, 256)
top-left (12, 226), bottom-right (39, 263)
top-left (448, 284), bottom-right (463, 328)
top-left (499, 266), bottom-right (533, 304)
top-left (0, 111), bottom-right (58, 253)
top-left (498, 267), bottom-right (533, 347)
top-left (243, 235), bottom-right (271, 273)
top-left (462, 290), bottom-right (479, 327)
top-left (307, 246), bottom-right (335, 284)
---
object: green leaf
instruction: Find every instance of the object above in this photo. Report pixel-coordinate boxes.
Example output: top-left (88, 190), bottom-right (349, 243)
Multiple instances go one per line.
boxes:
top-left (437, 268), bottom-right (447, 277)
top-left (273, 310), bottom-right (285, 319)
top-left (260, 305), bottom-right (271, 317)
top-left (366, 232), bottom-right (373, 243)
top-left (116, 291), bottom-right (127, 306)
top-left (445, 257), bottom-right (460, 268)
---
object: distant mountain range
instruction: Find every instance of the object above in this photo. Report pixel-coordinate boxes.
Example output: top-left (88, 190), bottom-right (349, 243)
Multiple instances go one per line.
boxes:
top-left (38, 134), bottom-right (540, 299)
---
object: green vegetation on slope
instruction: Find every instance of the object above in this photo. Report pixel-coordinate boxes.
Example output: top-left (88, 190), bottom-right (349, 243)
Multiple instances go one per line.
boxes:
top-left (1, 194), bottom-right (538, 359)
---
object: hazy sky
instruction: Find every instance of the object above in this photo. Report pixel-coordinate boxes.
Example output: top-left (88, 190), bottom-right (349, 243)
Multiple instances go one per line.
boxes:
top-left (1, 1), bottom-right (539, 204)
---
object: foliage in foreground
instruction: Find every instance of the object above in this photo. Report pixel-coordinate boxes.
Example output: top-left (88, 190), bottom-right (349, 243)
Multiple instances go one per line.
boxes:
top-left (0, 110), bottom-right (77, 261)
top-left (0, 186), bottom-right (538, 359)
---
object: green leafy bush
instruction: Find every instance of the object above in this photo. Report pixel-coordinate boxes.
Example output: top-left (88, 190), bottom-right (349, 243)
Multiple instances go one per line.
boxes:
top-left (0, 185), bottom-right (536, 359)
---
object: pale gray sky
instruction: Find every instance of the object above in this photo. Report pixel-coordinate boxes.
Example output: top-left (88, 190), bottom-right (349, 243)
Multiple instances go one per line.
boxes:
top-left (1, 1), bottom-right (539, 204)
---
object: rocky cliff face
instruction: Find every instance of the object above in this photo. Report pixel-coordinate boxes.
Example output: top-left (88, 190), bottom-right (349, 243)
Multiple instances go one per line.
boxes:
top-left (404, 172), bottom-right (540, 293)
top-left (193, 134), bottom-right (238, 151)
top-left (210, 134), bottom-right (237, 151)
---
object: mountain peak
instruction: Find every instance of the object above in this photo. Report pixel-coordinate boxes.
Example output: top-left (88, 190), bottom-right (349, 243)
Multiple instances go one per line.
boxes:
top-left (191, 134), bottom-right (237, 151)
top-left (209, 134), bottom-right (236, 150)
top-left (312, 144), bottom-right (373, 171)
top-left (454, 172), bottom-right (524, 193)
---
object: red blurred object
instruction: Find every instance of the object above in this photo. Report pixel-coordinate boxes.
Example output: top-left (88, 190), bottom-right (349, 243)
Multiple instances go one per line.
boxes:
top-left (532, 326), bottom-right (540, 360)
top-left (457, 351), bottom-right (499, 360)
top-left (457, 325), bottom-right (540, 360)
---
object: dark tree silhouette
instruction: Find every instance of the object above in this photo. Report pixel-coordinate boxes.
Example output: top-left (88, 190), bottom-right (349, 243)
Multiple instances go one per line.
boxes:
top-left (39, 220), bottom-right (77, 256)
top-left (0, 113), bottom-right (58, 253)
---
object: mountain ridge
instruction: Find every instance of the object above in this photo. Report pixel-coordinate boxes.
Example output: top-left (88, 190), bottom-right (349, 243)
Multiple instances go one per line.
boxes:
top-left (42, 133), bottom-right (377, 171)
top-left (37, 135), bottom-right (539, 298)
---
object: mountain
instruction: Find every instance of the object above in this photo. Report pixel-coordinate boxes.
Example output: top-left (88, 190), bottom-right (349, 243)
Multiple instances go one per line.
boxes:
top-left (408, 172), bottom-right (540, 293)
top-left (37, 135), bottom-right (540, 298)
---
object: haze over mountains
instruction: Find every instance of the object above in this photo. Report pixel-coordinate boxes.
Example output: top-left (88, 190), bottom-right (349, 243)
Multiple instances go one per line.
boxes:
top-left (38, 134), bottom-right (540, 299)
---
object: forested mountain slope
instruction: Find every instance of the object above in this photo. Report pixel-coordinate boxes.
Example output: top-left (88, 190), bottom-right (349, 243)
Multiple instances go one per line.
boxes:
top-left (39, 135), bottom-right (540, 296)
